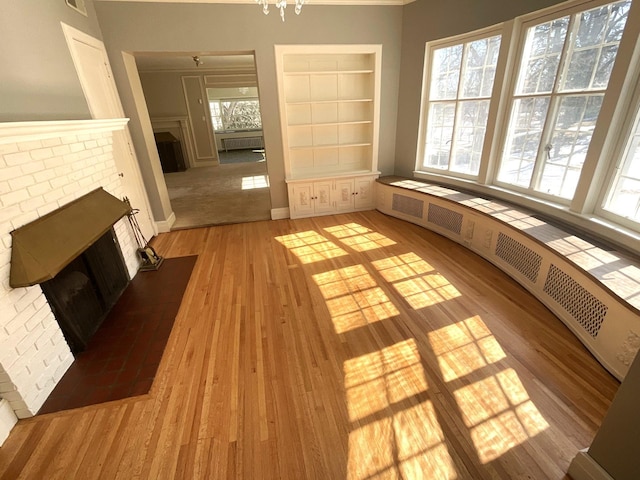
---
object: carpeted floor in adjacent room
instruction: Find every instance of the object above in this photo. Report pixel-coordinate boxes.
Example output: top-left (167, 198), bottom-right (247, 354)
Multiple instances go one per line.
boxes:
top-left (164, 154), bottom-right (271, 230)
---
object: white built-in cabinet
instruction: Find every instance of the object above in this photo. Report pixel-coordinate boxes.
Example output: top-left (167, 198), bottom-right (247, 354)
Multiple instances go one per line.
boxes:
top-left (288, 174), bottom-right (377, 218)
top-left (275, 45), bottom-right (382, 219)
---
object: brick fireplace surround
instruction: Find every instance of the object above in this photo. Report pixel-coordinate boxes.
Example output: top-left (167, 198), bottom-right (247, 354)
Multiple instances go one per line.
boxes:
top-left (0, 119), bottom-right (142, 444)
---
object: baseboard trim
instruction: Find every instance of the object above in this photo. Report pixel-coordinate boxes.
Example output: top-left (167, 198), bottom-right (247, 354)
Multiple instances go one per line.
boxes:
top-left (193, 160), bottom-right (219, 167)
top-left (0, 399), bottom-right (18, 446)
top-left (271, 207), bottom-right (290, 220)
top-left (155, 211), bottom-right (176, 233)
top-left (568, 450), bottom-right (614, 480)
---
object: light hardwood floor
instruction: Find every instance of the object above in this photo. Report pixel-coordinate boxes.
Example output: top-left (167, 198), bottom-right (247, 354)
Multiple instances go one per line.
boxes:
top-left (0, 211), bottom-right (619, 479)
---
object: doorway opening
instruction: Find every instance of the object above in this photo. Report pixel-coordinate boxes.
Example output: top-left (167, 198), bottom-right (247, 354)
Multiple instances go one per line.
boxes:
top-left (135, 52), bottom-right (271, 229)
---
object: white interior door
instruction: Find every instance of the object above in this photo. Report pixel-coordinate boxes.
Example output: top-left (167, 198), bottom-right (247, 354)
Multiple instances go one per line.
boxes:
top-left (61, 23), bottom-right (156, 241)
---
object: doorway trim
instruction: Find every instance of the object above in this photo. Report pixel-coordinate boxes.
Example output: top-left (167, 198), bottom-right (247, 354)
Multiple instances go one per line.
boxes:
top-left (60, 22), bottom-right (158, 238)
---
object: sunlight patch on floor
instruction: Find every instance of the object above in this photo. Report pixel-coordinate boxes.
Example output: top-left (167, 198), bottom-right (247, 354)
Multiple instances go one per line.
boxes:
top-left (428, 316), bottom-right (506, 382)
top-left (344, 339), bottom-right (457, 479)
top-left (372, 253), bottom-right (461, 309)
top-left (312, 265), bottom-right (398, 334)
top-left (275, 230), bottom-right (348, 264)
top-left (324, 223), bottom-right (397, 252)
top-left (241, 175), bottom-right (269, 190)
top-left (453, 368), bottom-right (549, 463)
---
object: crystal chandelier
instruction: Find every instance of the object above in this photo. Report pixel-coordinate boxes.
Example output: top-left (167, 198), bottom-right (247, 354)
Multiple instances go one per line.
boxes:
top-left (256, 0), bottom-right (304, 22)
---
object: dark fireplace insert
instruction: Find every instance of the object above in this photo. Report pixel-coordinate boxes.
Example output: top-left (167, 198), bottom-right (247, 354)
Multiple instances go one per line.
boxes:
top-left (40, 228), bottom-right (129, 353)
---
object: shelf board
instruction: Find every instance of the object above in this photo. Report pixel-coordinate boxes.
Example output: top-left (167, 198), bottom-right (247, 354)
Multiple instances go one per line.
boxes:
top-left (290, 142), bottom-right (372, 150)
top-left (285, 98), bottom-right (373, 105)
top-left (286, 170), bottom-right (381, 182)
top-left (288, 120), bottom-right (373, 128)
top-left (284, 69), bottom-right (375, 76)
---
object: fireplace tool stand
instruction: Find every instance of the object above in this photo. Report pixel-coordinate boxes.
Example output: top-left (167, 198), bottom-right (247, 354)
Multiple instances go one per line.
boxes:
top-left (125, 197), bottom-right (164, 271)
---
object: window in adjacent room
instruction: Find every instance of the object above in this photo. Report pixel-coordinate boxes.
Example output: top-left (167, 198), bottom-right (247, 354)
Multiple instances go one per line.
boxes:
top-left (207, 87), bottom-right (263, 132)
top-left (419, 32), bottom-right (502, 177)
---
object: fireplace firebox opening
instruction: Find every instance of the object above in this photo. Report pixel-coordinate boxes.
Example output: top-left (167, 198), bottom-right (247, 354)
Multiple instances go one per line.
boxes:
top-left (40, 227), bottom-right (129, 353)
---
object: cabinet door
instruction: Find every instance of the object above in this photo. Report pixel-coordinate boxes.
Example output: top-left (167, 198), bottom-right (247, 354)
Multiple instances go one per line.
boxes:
top-left (354, 177), bottom-right (375, 210)
top-left (334, 179), bottom-right (355, 211)
top-left (314, 181), bottom-right (335, 214)
top-left (290, 183), bottom-right (314, 217)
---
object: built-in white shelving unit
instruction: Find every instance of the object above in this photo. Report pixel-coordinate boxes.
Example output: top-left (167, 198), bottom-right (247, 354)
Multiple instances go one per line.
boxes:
top-left (275, 45), bottom-right (382, 218)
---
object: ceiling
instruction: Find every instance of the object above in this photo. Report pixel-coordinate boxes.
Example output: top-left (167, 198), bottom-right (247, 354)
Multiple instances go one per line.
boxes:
top-left (99, 0), bottom-right (410, 5)
top-left (135, 53), bottom-right (256, 72)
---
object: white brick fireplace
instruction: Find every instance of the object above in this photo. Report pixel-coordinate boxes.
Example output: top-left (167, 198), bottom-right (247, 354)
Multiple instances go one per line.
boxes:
top-left (0, 119), bottom-right (142, 444)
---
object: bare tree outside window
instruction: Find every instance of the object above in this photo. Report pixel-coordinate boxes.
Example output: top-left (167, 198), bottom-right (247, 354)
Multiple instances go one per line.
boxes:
top-left (498, 0), bottom-right (632, 199)
top-left (423, 35), bottom-right (501, 176)
top-left (210, 99), bottom-right (262, 132)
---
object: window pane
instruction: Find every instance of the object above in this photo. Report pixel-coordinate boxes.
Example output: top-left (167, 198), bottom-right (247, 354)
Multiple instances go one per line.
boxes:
top-left (210, 102), bottom-right (224, 130)
top-left (608, 178), bottom-right (640, 220)
top-left (461, 36), bottom-right (501, 98)
top-left (424, 102), bottom-right (456, 169)
top-left (430, 45), bottom-right (463, 100)
top-left (605, 116), bottom-right (640, 220)
top-left (561, 1), bottom-right (631, 91)
top-left (422, 34), bottom-right (500, 176)
top-left (517, 17), bottom-right (569, 95)
top-left (499, 97), bottom-right (550, 187)
top-left (604, 0), bottom-right (631, 42)
top-left (450, 100), bottom-right (489, 175)
top-left (219, 99), bottom-right (262, 130)
top-left (537, 95), bottom-right (603, 198)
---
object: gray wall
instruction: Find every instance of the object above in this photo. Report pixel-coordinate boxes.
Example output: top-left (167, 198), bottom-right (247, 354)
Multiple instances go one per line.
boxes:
top-left (94, 2), bottom-right (403, 211)
top-left (0, 0), bottom-right (104, 121)
top-left (139, 71), bottom-right (188, 119)
top-left (394, 0), bottom-right (570, 177)
top-left (588, 348), bottom-right (640, 479)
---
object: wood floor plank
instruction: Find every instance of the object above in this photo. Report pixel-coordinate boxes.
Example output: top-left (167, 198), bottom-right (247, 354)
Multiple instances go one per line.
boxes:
top-left (0, 211), bottom-right (620, 479)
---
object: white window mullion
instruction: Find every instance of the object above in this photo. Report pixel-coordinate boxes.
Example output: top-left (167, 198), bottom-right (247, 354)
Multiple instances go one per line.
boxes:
top-left (530, 95), bottom-right (559, 191)
top-left (532, 15), bottom-right (577, 193)
top-left (448, 44), bottom-right (469, 168)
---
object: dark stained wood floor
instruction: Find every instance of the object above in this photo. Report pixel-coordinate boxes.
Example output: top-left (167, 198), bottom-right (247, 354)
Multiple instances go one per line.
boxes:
top-left (0, 211), bottom-right (619, 479)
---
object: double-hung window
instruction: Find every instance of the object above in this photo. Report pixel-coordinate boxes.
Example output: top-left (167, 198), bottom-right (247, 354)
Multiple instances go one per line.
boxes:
top-left (602, 97), bottom-right (640, 223)
top-left (497, 0), bottom-right (632, 200)
top-left (420, 32), bottom-right (502, 177)
top-left (209, 98), bottom-right (262, 132)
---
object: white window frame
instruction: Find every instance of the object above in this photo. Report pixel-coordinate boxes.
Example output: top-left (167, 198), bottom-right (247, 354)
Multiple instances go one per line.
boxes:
top-left (413, 0), bottom-right (640, 246)
top-left (209, 97), bottom-right (262, 132)
top-left (493, 0), bottom-right (632, 206)
top-left (415, 25), bottom-right (506, 181)
top-left (596, 48), bottom-right (640, 228)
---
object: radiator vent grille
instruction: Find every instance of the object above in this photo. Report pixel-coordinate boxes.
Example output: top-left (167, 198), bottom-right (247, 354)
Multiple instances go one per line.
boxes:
top-left (392, 194), bottom-right (424, 218)
top-left (222, 136), bottom-right (263, 151)
top-left (427, 204), bottom-right (463, 235)
top-left (495, 232), bottom-right (542, 283)
top-left (543, 264), bottom-right (607, 338)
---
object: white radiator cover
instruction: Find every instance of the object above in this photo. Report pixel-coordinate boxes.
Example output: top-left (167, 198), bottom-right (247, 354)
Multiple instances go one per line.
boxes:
top-left (377, 182), bottom-right (640, 381)
top-left (222, 136), bottom-right (263, 151)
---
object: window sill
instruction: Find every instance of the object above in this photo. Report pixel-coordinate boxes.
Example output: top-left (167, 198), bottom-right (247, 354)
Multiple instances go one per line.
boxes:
top-left (413, 170), bottom-right (640, 256)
